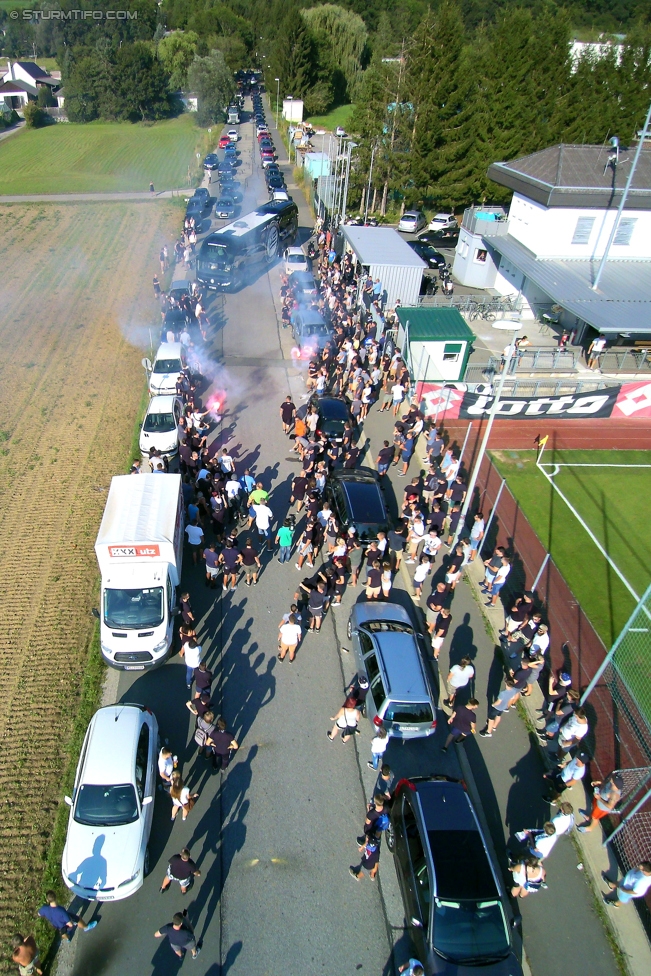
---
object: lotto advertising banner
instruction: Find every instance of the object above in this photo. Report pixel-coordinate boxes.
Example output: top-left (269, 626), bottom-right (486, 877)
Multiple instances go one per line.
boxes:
top-left (416, 381), bottom-right (651, 421)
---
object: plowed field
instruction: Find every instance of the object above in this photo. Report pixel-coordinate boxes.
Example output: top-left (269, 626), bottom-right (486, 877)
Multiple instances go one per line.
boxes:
top-left (0, 202), bottom-right (177, 951)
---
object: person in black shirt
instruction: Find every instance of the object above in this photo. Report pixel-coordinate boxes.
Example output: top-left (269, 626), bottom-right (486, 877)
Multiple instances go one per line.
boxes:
top-left (206, 717), bottom-right (239, 772)
top-left (376, 440), bottom-right (394, 476)
top-left (154, 912), bottom-right (199, 959)
top-left (387, 523), bottom-right (406, 569)
top-left (431, 607), bottom-right (452, 659)
top-left (429, 502), bottom-right (445, 535)
top-left (446, 504), bottom-right (462, 546)
top-left (193, 660), bottom-right (213, 695)
top-left (279, 396), bottom-right (296, 434)
top-left (441, 700), bottom-right (479, 752)
top-left (160, 849), bottom-right (201, 895)
top-left (186, 690), bottom-right (213, 719)
top-left (308, 582), bottom-right (326, 633)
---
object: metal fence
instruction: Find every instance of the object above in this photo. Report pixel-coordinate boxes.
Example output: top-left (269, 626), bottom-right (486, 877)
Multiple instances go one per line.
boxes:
top-left (462, 369), bottom-right (609, 397)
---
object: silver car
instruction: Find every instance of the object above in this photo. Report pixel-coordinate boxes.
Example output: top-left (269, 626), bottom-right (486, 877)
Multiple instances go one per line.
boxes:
top-left (347, 603), bottom-right (437, 738)
top-left (398, 210), bottom-right (427, 233)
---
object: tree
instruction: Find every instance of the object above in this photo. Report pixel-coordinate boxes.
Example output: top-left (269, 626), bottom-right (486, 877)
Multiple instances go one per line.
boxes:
top-left (64, 54), bottom-right (103, 123)
top-left (23, 102), bottom-right (47, 128)
top-left (302, 4), bottom-right (368, 102)
top-left (187, 49), bottom-right (235, 127)
top-left (268, 6), bottom-right (314, 101)
top-left (113, 42), bottom-right (171, 121)
top-left (37, 86), bottom-right (56, 109)
top-left (158, 30), bottom-right (199, 91)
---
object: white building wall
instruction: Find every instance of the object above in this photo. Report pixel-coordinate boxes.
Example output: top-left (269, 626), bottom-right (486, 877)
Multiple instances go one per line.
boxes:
top-left (508, 192), bottom-right (651, 259)
top-left (452, 231), bottom-right (499, 288)
top-left (369, 264), bottom-right (423, 309)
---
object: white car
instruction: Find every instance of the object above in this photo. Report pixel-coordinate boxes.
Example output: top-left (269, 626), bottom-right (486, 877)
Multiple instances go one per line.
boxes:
top-left (256, 123), bottom-right (268, 135)
top-left (428, 212), bottom-right (456, 232)
top-left (146, 342), bottom-right (186, 396)
top-left (227, 129), bottom-right (239, 142)
top-left (335, 126), bottom-right (347, 137)
top-left (139, 395), bottom-right (185, 459)
top-left (271, 189), bottom-right (291, 202)
top-left (398, 210), bottom-right (427, 233)
top-left (62, 704), bottom-right (158, 901)
top-left (284, 246), bottom-right (310, 275)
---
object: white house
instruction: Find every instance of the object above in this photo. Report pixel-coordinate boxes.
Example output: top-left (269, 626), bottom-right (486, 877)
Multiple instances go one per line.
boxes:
top-left (0, 61), bottom-right (58, 112)
top-left (453, 143), bottom-right (651, 345)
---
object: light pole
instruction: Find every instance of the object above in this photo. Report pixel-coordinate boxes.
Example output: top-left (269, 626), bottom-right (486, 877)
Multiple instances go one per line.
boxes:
top-left (315, 130), bottom-right (326, 218)
top-left (275, 77), bottom-right (280, 129)
top-left (364, 143), bottom-right (377, 225)
top-left (451, 319), bottom-right (521, 549)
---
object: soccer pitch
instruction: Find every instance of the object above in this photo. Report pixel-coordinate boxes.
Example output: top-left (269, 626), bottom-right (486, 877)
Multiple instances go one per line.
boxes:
top-left (491, 450), bottom-right (651, 647)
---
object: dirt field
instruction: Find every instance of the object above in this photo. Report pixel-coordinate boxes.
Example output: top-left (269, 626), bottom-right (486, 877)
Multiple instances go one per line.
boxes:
top-left (0, 202), bottom-right (178, 952)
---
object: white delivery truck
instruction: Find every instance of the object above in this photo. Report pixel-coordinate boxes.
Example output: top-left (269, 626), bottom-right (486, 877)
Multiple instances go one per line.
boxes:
top-left (93, 474), bottom-right (184, 670)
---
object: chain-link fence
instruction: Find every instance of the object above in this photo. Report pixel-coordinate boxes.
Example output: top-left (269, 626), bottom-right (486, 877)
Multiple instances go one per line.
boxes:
top-left (611, 811), bottom-right (651, 875)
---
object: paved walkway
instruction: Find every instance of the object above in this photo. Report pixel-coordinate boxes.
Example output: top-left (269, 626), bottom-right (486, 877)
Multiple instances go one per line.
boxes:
top-left (0, 188), bottom-right (191, 202)
top-left (0, 120), bottom-right (25, 144)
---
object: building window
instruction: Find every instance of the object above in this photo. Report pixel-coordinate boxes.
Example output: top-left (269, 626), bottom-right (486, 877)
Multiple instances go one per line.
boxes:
top-left (443, 343), bottom-right (462, 362)
top-left (474, 248), bottom-right (487, 264)
top-left (571, 216), bottom-right (595, 244)
top-left (614, 217), bottom-right (637, 245)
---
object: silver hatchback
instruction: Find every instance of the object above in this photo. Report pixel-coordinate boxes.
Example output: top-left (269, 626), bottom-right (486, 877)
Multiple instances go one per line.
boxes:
top-left (347, 603), bottom-right (437, 738)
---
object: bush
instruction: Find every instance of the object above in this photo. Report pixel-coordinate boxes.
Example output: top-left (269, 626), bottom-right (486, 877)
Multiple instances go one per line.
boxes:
top-left (23, 103), bottom-right (47, 128)
top-left (37, 86), bottom-right (56, 109)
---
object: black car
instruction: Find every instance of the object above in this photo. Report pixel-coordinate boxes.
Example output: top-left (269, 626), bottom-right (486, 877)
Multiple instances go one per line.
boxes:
top-left (264, 165), bottom-right (282, 182)
top-left (203, 153), bottom-right (219, 171)
top-left (218, 160), bottom-right (235, 174)
top-left (389, 777), bottom-right (523, 976)
top-left (214, 196), bottom-right (236, 219)
top-left (163, 306), bottom-right (190, 331)
top-left (267, 174), bottom-right (287, 192)
top-left (192, 187), bottom-right (211, 204)
top-left (408, 240), bottom-right (446, 269)
top-left (325, 468), bottom-right (390, 543)
top-left (419, 230), bottom-right (459, 249)
top-left (315, 396), bottom-right (352, 443)
top-left (186, 196), bottom-right (211, 222)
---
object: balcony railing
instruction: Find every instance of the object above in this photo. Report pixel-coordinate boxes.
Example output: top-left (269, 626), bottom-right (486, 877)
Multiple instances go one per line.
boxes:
top-left (461, 205), bottom-right (509, 236)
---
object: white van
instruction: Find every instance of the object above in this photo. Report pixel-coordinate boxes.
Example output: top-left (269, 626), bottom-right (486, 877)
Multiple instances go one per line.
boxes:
top-left (146, 342), bottom-right (185, 396)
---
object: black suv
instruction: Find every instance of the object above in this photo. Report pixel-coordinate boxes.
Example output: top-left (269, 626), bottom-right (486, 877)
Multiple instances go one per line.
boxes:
top-left (389, 777), bottom-right (523, 976)
top-left (325, 467), bottom-right (390, 543)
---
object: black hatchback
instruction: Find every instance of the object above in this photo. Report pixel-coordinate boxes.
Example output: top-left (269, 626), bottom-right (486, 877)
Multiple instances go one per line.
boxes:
top-left (325, 467), bottom-right (390, 543)
top-left (389, 777), bottom-right (523, 976)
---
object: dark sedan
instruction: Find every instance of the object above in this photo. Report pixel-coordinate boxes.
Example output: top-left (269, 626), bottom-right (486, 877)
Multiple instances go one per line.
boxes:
top-left (267, 175), bottom-right (287, 193)
top-left (408, 240), bottom-right (447, 269)
top-left (185, 196), bottom-right (211, 222)
top-left (325, 468), bottom-right (390, 543)
top-left (419, 230), bottom-right (459, 249)
top-left (315, 396), bottom-right (352, 443)
top-left (203, 153), bottom-right (219, 171)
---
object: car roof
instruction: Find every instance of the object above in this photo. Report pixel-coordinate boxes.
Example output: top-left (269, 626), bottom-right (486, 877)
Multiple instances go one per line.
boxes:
top-left (155, 342), bottom-right (182, 359)
top-left (333, 465), bottom-right (377, 484)
top-left (292, 271), bottom-right (316, 285)
top-left (354, 601), bottom-right (412, 626)
top-left (286, 246), bottom-right (304, 255)
top-left (319, 396), bottom-right (348, 418)
top-left (370, 631), bottom-right (429, 699)
top-left (338, 476), bottom-right (386, 524)
top-left (82, 705), bottom-right (144, 785)
top-left (295, 308), bottom-right (326, 326)
top-left (147, 394), bottom-right (178, 414)
top-left (403, 211), bottom-right (422, 218)
top-left (170, 280), bottom-right (189, 292)
top-left (414, 780), bottom-right (499, 900)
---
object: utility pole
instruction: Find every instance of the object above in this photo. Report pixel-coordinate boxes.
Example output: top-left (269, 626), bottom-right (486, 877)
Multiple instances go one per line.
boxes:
top-left (364, 144), bottom-right (377, 224)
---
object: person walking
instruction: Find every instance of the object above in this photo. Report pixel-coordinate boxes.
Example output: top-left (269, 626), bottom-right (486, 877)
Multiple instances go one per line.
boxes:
top-left (154, 912), bottom-right (200, 959)
top-left (37, 892), bottom-right (97, 939)
top-left (441, 699), bottom-right (479, 752)
top-left (275, 518), bottom-right (295, 563)
top-left (368, 727), bottom-right (388, 770)
top-left (158, 746), bottom-right (176, 792)
top-left (169, 772), bottom-right (199, 822)
top-left (219, 540), bottom-right (241, 592)
top-left (308, 582), bottom-right (326, 634)
top-left (327, 701), bottom-right (361, 742)
top-left (443, 658), bottom-right (475, 708)
top-left (240, 537), bottom-right (261, 586)
top-left (431, 607), bottom-right (452, 660)
top-left (153, 275), bottom-right (161, 300)
top-left (278, 613), bottom-right (302, 662)
top-left (280, 396), bottom-right (296, 434)
top-left (603, 862), bottom-right (651, 908)
top-left (509, 857), bottom-right (546, 898)
top-left (252, 499), bottom-right (274, 550)
top-left (203, 542), bottom-right (220, 588)
top-left (159, 849), bottom-right (201, 896)
top-left (180, 638), bottom-right (202, 690)
top-left (358, 795), bottom-right (389, 844)
top-left (479, 678), bottom-right (519, 738)
top-left (11, 935), bottom-right (42, 976)
top-left (578, 771), bottom-right (624, 832)
top-left (349, 835), bottom-right (381, 881)
top-left (206, 717), bottom-right (239, 772)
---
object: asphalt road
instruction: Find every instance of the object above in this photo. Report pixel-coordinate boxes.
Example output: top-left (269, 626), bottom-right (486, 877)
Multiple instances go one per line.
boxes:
top-left (65, 105), bottom-right (620, 976)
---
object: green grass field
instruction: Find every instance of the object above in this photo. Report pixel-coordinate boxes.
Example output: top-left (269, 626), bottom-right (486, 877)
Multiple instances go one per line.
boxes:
top-left (0, 115), bottom-right (208, 194)
top-left (306, 104), bottom-right (356, 132)
top-left (492, 449), bottom-right (651, 647)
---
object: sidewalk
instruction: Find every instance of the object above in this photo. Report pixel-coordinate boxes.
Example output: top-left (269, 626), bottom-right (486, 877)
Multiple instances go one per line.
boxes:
top-left (360, 404), bottom-right (635, 976)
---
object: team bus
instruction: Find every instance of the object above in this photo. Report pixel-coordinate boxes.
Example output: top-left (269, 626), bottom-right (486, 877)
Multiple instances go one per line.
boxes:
top-left (196, 200), bottom-right (299, 291)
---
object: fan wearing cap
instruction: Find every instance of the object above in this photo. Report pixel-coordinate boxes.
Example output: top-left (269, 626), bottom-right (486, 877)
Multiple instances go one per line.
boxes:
top-left (578, 771), bottom-right (624, 832)
top-left (344, 672), bottom-right (369, 712)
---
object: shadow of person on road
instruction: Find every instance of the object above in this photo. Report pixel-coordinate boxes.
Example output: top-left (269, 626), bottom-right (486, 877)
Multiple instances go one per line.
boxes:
top-left (505, 742), bottom-right (549, 840)
top-left (150, 935), bottom-right (185, 976)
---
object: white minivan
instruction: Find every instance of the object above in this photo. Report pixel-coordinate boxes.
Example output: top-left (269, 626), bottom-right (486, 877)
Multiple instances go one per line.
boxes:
top-left (146, 342), bottom-right (185, 396)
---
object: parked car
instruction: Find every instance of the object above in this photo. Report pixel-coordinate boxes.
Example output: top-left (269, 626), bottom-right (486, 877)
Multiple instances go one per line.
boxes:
top-left (291, 271), bottom-right (318, 302)
top-left (185, 196), bottom-right (211, 222)
top-left (313, 395), bottom-right (351, 443)
top-left (223, 145), bottom-right (237, 158)
top-left (218, 136), bottom-right (230, 149)
top-left (419, 229), bottom-right (460, 250)
top-left (61, 704), bottom-right (158, 901)
top-left (139, 395), bottom-right (185, 459)
top-left (346, 602), bottom-right (435, 737)
top-left (163, 305), bottom-right (190, 333)
top-left (215, 196), bottom-right (237, 219)
top-left (284, 246), bottom-right (310, 275)
top-left (408, 240), bottom-right (447, 269)
top-left (168, 279), bottom-right (192, 305)
top-left (398, 210), bottom-right (427, 233)
top-left (191, 187), bottom-right (211, 205)
top-left (256, 123), bottom-right (268, 135)
top-left (271, 189), bottom-right (291, 202)
top-left (267, 174), bottom-right (287, 192)
top-left (326, 467), bottom-right (390, 544)
top-left (227, 129), bottom-right (239, 142)
top-left (262, 157), bottom-right (279, 171)
top-left (290, 308), bottom-right (333, 357)
top-left (203, 153), bottom-right (219, 171)
top-left (389, 776), bottom-right (523, 976)
top-left (428, 212), bottom-right (457, 232)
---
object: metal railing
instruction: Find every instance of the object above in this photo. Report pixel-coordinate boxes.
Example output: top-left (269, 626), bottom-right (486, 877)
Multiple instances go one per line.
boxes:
top-left (461, 368), bottom-right (609, 396)
top-left (600, 348), bottom-right (651, 373)
top-left (461, 205), bottom-right (509, 236)
top-left (418, 293), bottom-right (522, 315)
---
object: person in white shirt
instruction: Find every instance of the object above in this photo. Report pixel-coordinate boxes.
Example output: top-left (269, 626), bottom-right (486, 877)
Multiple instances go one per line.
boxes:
top-left (444, 657), bottom-right (475, 707)
top-left (516, 822), bottom-right (558, 861)
top-left (531, 624), bottom-right (550, 656)
top-left (185, 521), bottom-right (204, 564)
top-left (486, 557), bottom-right (511, 607)
top-left (551, 802), bottom-right (575, 836)
top-left (412, 555), bottom-right (431, 599)
top-left (604, 862), bottom-right (651, 907)
top-left (278, 614), bottom-right (302, 662)
top-left (253, 503), bottom-right (274, 550)
top-left (219, 448), bottom-right (235, 475)
top-left (180, 638), bottom-right (202, 688)
top-left (179, 328), bottom-right (191, 347)
top-left (543, 753), bottom-right (586, 802)
top-left (158, 747), bottom-right (176, 791)
top-left (557, 708), bottom-right (589, 757)
top-left (368, 727), bottom-right (388, 770)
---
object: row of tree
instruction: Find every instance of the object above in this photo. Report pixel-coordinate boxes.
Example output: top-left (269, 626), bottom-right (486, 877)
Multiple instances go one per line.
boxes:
top-left (344, 2), bottom-right (651, 213)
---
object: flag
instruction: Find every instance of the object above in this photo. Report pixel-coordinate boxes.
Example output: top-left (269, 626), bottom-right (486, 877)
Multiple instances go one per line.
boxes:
top-left (538, 434), bottom-right (549, 448)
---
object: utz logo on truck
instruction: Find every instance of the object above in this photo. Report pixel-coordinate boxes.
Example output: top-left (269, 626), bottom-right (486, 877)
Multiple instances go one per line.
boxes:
top-left (108, 545), bottom-right (161, 558)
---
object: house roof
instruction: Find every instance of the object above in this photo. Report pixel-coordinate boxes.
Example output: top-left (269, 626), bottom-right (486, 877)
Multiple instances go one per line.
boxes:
top-left (488, 143), bottom-right (651, 209)
top-left (16, 61), bottom-right (51, 80)
top-left (341, 226), bottom-right (427, 269)
top-left (487, 233), bottom-right (651, 335)
top-left (0, 81), bottom-right (29, 94)
top-left (396, 306), bottom-right (474, 342)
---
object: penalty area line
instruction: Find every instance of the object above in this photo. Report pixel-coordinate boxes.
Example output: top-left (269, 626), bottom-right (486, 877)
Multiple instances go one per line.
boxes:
top-left (535, 459), bottom-right (640, 603)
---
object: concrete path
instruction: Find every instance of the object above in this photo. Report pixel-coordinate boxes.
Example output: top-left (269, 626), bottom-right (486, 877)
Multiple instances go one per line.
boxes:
top-left (0, 188), bottom-right (191, 203)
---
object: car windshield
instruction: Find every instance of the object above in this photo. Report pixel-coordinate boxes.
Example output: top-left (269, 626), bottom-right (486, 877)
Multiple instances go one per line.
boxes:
top-left (300, 322), bottom-right (329, 337)
top-left (153, 358), bottom-right (182, 374)
top-left (74, 783), bottom-right (139, 827)
top-left (287, 254), bottom-right (304, 264)
top-left (433, 899), bottom-right (510, 964)
top-left (384, 701), bottom-right (433, 724)
top-left (104, 587), bottom-right (164, 629)
top-left (363, 621), bottom-right (414, 634)
top-left (143, 411), bottom-right (175, 433)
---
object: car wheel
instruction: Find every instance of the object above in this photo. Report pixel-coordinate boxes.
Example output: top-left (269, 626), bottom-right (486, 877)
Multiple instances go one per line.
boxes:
top-left (347, 619), bottom-right (352, 639)
top-left (143, 846), bottom-right (150, 877)
top-left (386, 821), bottom-right (396, 853)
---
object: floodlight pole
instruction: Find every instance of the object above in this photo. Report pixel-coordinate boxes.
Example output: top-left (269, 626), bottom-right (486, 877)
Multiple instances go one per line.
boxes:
top-left (275, 78), bottom-right (280, 129)
top-left (592, 99), bottom-right (651, 292)
top-left (452, 325), bottom-right (519, 550)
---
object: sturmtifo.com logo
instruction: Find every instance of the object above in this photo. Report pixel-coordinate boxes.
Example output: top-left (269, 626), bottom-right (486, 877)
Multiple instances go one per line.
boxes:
top-left (11, 9), bottom-right (137, 19)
